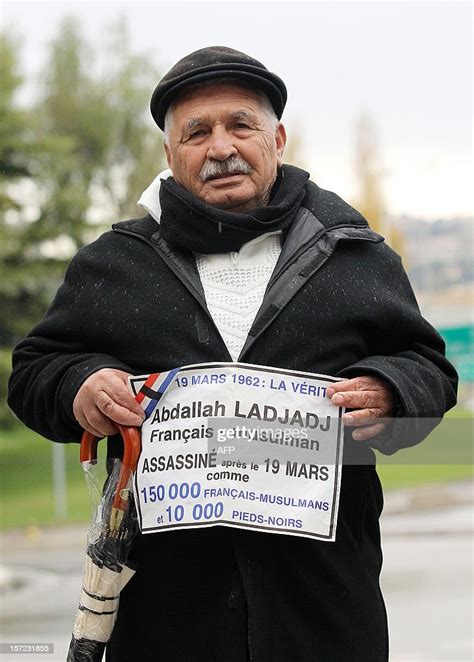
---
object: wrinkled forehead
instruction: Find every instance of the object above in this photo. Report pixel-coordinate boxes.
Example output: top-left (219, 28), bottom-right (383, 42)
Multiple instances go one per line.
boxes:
top-left (171, 79), bottom-right (268, 119)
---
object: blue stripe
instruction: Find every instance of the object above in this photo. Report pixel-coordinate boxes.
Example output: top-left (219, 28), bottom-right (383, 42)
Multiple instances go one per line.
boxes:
top-left (144, 399), bottom-right (158, 419)
top-left (158, 367), bottom-right (180, 393)
top-left (143, 368), bottom-right (180, 419)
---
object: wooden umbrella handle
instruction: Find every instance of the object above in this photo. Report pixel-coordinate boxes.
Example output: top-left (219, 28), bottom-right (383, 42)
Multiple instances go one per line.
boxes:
top-left (80, 425), bottom-right (141, 468)
top-left (80, 425), bottom-right (142, 517)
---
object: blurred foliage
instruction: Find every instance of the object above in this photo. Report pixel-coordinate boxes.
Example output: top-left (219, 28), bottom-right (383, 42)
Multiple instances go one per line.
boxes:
top-left (0, 34), bottom-right (33, 185)
top-left (1, 18), bottom-right (166, 425)
top-left (353, 113), bottom-right (404, 258)
top-left (0, 349), bottom-right (16, 427)
top-left (283, 130), bottom-right (310, 171)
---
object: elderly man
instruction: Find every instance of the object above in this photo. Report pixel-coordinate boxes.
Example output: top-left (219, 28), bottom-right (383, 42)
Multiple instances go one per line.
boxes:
top-left (9, 47), bottom-right (457, 661)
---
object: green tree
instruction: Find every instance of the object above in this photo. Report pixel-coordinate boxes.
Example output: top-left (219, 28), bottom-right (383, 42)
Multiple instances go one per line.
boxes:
top-left (0, 33), bottom-right (31, 187)
top-left (96, 18), bottom-right (166, 220)
top-left (0, 31), bottom-right (55, 349)
top-left (35, 16), bottom-right (165, 244)
top-left (0, 18), bottom-right (166, 426)
top-left (0, 31), bottom-right (44, 424)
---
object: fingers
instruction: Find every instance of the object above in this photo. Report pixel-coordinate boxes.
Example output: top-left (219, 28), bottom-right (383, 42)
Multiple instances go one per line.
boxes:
top-left (327, 376), bottom-right (394, 416)
top-left (343, 410), bottom-right (388, 426)
top-left (327, 375), bottom-right (389, 400)
top-left (95, 377), bottom-right (145, 420)
top-left (351, 422), bottom-right (387, 442)
top-left (327, 375), bottom-right (395, 441)
top-left (335, 390), bottom-right (387, 413)
top-left (343, 409), bottom-right (390, 441)
top-left (76, 406), bottom-right (118, 439)
top-left (73, 368), bottom-right (145, 437)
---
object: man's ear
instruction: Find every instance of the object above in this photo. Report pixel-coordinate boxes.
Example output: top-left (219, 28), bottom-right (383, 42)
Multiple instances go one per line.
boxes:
top-left (164, 142), bottom-right (173, 169)
top-left (275, 123), bottom-right (287, 167)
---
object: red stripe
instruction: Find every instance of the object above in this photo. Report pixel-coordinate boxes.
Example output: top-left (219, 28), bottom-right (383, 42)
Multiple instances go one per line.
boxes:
top-left (135, 373), bottom-right (161, 403)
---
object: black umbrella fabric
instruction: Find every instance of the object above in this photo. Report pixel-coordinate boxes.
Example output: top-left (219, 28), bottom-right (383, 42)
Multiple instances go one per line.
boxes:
top-left (67, 425), bottom-right (141, 662)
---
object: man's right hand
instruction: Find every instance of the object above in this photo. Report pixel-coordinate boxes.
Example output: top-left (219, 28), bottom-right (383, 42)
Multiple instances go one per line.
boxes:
top-left (73, 368), bottom-right (145, 437)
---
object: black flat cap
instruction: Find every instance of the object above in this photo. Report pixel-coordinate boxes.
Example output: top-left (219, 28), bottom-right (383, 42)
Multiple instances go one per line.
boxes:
top-left (151, 46), bottom-right (287, 130)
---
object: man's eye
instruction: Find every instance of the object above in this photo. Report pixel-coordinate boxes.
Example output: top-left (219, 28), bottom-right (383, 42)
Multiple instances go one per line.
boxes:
top-left (189, 129), bottom-right (206, 139)
top-left (234, 123), bottom-right (250, 130)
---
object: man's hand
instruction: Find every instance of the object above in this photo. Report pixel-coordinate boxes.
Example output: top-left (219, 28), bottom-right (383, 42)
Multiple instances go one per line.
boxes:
top-left (326, 375), bottom-right (395, 441)
top-left (73, 368), bottom-right (145, 437)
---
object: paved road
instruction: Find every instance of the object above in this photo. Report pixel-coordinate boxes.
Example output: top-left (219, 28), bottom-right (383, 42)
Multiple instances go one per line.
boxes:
top-left (0, 484), bottom-right (472, 661)
top-left (0, 531), bottom-right (84, 661)
top-left (381, 505), bottom-right (473, 662)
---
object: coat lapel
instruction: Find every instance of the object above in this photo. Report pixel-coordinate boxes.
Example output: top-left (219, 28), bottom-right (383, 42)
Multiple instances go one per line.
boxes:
top-left (238, 209), bottom-right (383, 359)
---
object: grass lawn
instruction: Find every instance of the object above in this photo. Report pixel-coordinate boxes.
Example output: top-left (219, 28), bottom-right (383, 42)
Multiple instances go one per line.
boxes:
top-left (377, 463), bottom-right (472, 490)
top-left (376, 407), bottom-right (473, 488)
top-left (0, 408), bottom-right (472, 531)
top-left (0, 426), bottom-right (93, 530)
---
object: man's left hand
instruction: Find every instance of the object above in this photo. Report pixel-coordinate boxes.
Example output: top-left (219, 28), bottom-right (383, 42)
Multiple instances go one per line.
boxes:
top-left (326, 376), bottom-right (395, 441)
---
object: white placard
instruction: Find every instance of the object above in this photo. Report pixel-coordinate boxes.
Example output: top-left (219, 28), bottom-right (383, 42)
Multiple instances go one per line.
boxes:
top-left (130, 362), bottom-right (344, 541)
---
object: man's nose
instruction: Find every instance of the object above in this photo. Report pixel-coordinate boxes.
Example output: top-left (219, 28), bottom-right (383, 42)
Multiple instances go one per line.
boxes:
top-left (206, 127), bottom-right (237, 161)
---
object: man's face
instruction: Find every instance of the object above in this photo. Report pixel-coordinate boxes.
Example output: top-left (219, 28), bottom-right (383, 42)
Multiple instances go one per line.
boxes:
top-left (164, 82), bottom-right (286, 212)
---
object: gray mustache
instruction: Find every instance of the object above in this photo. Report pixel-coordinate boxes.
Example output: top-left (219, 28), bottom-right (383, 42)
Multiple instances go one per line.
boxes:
top-left (199, 156), bottom-right (253, 182)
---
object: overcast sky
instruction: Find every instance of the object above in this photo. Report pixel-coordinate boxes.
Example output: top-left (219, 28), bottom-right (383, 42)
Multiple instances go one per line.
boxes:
top-left (2, 0), bottom-right (472, 219)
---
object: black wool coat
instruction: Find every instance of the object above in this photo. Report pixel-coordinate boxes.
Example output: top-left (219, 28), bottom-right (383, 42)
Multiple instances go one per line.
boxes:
top-left (8, 179), bottom-right (457, 661)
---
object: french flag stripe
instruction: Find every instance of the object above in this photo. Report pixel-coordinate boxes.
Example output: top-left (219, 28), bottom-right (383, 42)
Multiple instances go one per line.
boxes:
top-left (136, 373), bottom-right (161, 404)
top-left (158, 367), bottom-right (180, 393)
top-left (137, 368), bottom-right (180, 418)
top-left (144, 398), bottom-right (159, 419)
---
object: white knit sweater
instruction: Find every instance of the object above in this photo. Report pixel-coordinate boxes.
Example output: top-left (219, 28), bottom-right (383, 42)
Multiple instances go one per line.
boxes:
top-left (138, 171), bottom-right (281, 360)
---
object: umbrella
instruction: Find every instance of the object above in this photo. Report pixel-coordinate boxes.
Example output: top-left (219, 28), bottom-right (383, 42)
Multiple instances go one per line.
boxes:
top-left (67, 424), bottom-right (141, 662)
